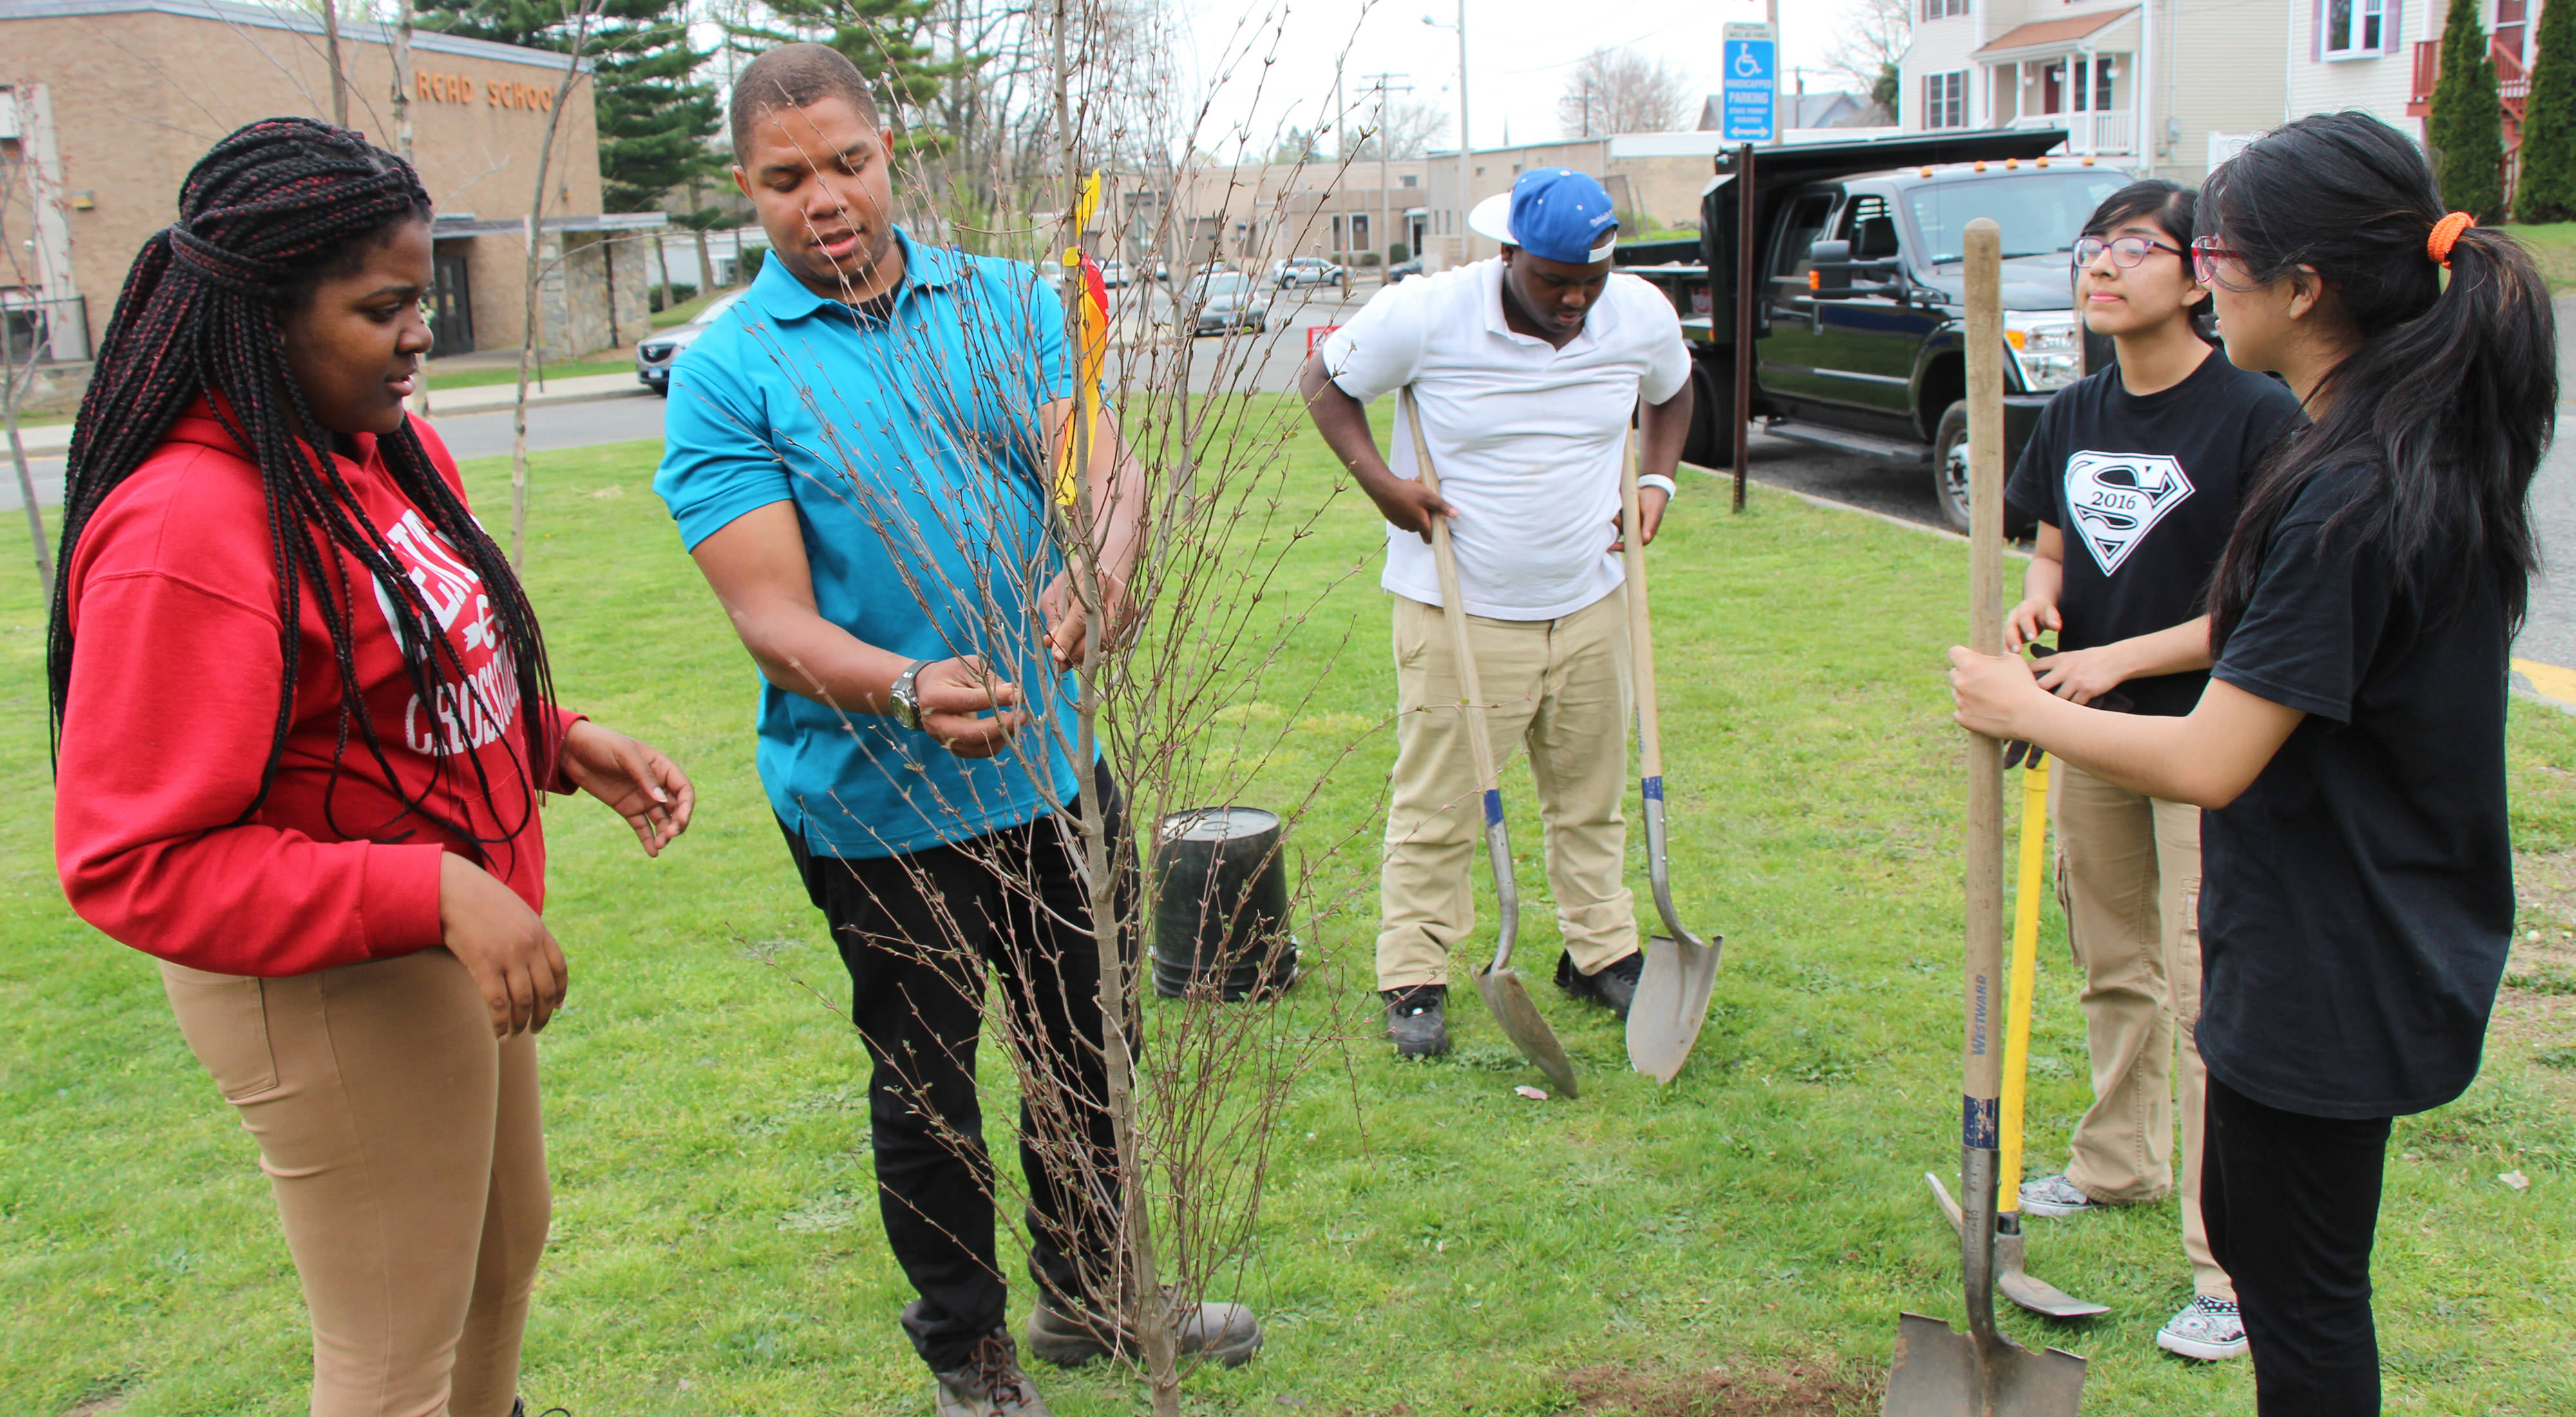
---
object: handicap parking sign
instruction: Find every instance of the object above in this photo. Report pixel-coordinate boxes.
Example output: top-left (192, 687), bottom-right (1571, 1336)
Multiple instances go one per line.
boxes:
top-left (1721, 32), bottom-right (1775, 144)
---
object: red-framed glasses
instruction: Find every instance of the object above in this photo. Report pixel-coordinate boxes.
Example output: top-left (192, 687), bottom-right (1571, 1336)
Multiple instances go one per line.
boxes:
top-left (2190, 235), bottom-right (2253, 288)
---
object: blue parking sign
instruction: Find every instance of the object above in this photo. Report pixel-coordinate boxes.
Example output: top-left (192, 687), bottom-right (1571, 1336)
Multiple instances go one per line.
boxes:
top-left (1721, 39), bottom-right (1775, 143)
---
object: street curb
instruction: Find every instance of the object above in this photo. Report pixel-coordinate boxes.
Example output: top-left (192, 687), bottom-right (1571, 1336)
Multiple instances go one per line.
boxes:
top-left (1680, 460), bottom-right (2029, 558)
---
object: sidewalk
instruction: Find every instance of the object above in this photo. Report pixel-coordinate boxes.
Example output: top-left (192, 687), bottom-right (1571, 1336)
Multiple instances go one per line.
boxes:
top-left (7, 371), bottom-right (650, 457)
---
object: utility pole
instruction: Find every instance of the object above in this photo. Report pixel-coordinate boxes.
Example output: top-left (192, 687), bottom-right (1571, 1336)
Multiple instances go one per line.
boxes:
top-left (1454, 1), bottom-right (1470, 265)
top-left (1363, 71), bottom-right (1412, 269)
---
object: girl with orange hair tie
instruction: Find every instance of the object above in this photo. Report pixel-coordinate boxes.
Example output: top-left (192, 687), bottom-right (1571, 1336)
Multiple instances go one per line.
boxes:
top-left (1949, 110), bottom-right (2552, 1414)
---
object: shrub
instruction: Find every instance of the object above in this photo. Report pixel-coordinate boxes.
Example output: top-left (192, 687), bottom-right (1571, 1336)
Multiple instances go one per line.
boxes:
top-left (2429, 0), bottom-right (2506, 221)
top-left (2519, 0), bottom-right (2576, 222)
top-left (1390, 241), bottom-right (1410, 264)
top-left (741, 247), bottom-right (768, 283)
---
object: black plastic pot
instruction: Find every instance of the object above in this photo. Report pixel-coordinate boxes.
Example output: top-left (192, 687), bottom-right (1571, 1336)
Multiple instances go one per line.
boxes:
top-left (1150, 806), bottom-right (1299, 1001)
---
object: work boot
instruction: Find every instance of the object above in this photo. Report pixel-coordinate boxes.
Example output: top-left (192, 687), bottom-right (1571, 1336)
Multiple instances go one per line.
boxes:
top-left (1382, 984), bottom-right (1450, 1057)
top-left (1555, 949), bottom-right (1643, 1018)
top-left (1028, 1291), bottom-right (1263, 1369)
top-left (934, 1331), bottom-right (1052, 1416)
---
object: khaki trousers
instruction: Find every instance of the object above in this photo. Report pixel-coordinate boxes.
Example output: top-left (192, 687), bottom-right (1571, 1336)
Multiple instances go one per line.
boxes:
top-left (2050, 760), bottom-right (2231, 1300)
top-left (1376, 589), bottom-right (1634, 991)
top-left (161, 947), bottom-right (550, 1417)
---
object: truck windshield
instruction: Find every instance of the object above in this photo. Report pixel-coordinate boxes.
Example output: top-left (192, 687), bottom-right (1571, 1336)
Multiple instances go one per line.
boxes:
top-left (1906, 173), bottom-right (2130, 266)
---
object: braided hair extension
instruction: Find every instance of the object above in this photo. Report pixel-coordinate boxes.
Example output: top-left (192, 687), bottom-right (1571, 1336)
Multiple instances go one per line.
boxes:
top-left (45, 117), bottom-right (558, 866)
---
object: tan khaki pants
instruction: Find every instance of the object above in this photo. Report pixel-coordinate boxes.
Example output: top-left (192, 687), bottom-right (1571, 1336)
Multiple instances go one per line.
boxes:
top-left (162, 948), bottom-right (550, 1417)
top-left (1376, 589), bottom-right (1634, 991)
top-left (2050, 760), bottom-right (2231, 1300)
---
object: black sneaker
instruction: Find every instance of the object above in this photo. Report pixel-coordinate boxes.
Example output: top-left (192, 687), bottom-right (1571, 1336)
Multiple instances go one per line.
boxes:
top-left (506, 1403), bottom-right (571, 1417)
top-left (1382, 984), bottom-right (1451, 1057)
top-left (934, 1331), bottom-right (1053, 1416)
top-left (1555, 949), bottom-right (1643, 1018)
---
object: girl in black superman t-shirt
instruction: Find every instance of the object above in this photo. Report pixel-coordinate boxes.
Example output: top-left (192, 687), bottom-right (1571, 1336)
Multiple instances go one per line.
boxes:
top-left (2000, 180), bottom-right (2303, 1367)
top-left (1955, 111), bottom-right (2550, 1414)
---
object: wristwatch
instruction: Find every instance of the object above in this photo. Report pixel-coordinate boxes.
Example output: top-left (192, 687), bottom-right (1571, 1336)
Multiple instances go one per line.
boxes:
top-left (887, 658), bottom-right (931, 731)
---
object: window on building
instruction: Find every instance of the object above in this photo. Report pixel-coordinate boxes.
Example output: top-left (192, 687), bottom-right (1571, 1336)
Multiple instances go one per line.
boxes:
top-left (2321, 0), bottom-right (2391, 57)
top-left (1350, 213), bottom-right (1370, 252)
top-left (1401, 174), bottom-right (1417, 187)
top-left (1331, 214), bottom-right (1347, 251)
top-left (1923, 71), bottom-right (1968, 129)
top-left (1922, 0), bottom-right (1967, 19)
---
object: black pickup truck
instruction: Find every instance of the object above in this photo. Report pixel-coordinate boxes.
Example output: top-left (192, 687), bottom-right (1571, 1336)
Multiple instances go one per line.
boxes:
top-left (1617, 129), bottom-right (2129, 531)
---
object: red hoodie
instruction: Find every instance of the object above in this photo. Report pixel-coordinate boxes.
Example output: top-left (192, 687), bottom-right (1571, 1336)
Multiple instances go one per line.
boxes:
top-left (55, 405), bottom-right (582, 978)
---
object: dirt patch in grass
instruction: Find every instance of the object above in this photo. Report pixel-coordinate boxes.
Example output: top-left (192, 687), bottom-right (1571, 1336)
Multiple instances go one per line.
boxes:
top-left (1558, 1361), bottom-right (1882, 1416)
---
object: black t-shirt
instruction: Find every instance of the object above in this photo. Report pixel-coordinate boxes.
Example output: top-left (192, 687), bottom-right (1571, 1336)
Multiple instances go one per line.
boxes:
top-left (2198, 463), bottom-right (2514, 1119)
top-left (2006, 354), bottom-right (2306, 716)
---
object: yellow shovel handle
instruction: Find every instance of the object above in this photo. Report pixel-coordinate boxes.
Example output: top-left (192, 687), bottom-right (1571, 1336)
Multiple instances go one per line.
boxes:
top-left (1998, 756), bottom-right (2049, 1214)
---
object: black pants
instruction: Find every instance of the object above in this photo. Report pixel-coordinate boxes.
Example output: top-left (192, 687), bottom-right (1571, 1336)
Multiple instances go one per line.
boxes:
top-left (2203, 1072), bottom-right (2394, 1416)
top-left (782, 778), bottom-right (1134, 1371)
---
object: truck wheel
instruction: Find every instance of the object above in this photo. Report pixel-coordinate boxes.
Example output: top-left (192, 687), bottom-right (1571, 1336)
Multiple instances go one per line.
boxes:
top-left (1934, 401), bottom-right (1974, 533)
top-left (1681, 359), bottom-right (1733, 470)
top-left (1933, 401), bottom-right (2036, 538)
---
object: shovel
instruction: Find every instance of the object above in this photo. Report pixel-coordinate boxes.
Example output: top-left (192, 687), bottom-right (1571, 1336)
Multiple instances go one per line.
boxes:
top-left (1401, 386), bottom-right (1578, 1098)
top-left (1883, 215), bottom-right (2086, 1417)
top-left (1616, 427), bottom-right (1723, 1085)
top-left (1924, 745), bottom-right (2109, 1320)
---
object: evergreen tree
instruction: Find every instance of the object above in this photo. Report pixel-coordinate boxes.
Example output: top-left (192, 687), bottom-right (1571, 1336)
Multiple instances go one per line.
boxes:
top-left (592, 0), bottom-right (721, 212)
top-left (411, 0), bottom-right (564, 48)
top-left (2428, 0), bottom-right (2506, 220)
top-left (728, 0), bottom-right (962, 158)
top-left (2517, 0), bottom-right (2576, 222)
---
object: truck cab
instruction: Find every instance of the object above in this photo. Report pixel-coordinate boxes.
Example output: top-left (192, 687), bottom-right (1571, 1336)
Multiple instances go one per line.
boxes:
top-left (1617, 130), bottom-right (2128, 531)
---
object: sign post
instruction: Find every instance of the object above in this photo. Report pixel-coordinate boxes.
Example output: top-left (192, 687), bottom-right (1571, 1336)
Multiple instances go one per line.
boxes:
top-left (1719, 23), bottom-right (1776, 145)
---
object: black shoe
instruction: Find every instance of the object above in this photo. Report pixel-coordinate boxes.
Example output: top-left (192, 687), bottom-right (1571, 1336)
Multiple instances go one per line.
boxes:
top-left (1382, 984), bottom-right (1451, 1057)
top-left (1027, 1291), bottom-right (1262, 1369)
top-left (934, 1331), bottom-right (1053, 1416)
top-left (1555, 949), bottom-right (1643, 1018)
top-left (506, 1403), bottom-right (571, 1417)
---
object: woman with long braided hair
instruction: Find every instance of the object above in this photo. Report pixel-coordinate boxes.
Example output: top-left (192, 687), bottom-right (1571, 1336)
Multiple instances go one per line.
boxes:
top-left (49, 118), bottom-right (692, 1415)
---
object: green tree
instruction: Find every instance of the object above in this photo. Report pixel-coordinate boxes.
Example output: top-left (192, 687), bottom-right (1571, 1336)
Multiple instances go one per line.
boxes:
top-left (1269, 126), bottom-right (1321, 164)
top-left (411, 0), bottom-right (562, 47)
top-left (2517, 0), bottom-right (2576, 222)
top-left (592, 0), bottom-right (721, 212)
top-left (2428, 0), bottom-right (2505, 220)
top-left (728, 0), bottom-right (962, 158)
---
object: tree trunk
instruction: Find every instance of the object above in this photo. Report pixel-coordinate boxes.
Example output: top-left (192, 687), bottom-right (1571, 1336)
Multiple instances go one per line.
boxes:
top-left (321, 0), bottom-right (348, 128)
top-left (510, 0), bottom-right (599, 571)
top-left (3, 368), bottom-right (52, 596)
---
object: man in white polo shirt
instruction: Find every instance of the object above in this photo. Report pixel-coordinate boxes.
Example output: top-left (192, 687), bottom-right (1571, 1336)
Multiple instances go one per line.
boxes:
top-left (1297, 167), bottom-right (1693, 1057)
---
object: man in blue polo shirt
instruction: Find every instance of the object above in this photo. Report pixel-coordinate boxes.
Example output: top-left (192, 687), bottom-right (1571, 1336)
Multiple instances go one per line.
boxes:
top-left (655, 42), bottom-right (1255, 1417)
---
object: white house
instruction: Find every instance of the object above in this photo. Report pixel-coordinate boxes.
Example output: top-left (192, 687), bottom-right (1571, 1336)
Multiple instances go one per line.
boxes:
top-left (2286, 0), bottom-right (2537, 180)
top-left (1899, 0), bottom-right (2292, 183)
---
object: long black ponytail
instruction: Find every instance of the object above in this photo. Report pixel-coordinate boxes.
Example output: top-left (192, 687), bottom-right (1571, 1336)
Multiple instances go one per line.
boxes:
top-left (2200, 110), bottom-right (2553, 649)
top-left (46, 117), bottom-right (557, 857)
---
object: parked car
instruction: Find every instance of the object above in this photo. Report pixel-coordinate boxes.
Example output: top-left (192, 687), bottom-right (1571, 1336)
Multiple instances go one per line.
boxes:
top-left (1384, 259), bottom-right (1424, 283)
top-left (1613, 129), bottom-right (2109, 532)
top-left (636, 288), bottom-right (752, 395)
top-left (1097, 260), bottom-right (1133, 288)
top-left (1269, 257), bottom-right (1347, 289)
top-left (1183, 271), bottom-right (1271, 335)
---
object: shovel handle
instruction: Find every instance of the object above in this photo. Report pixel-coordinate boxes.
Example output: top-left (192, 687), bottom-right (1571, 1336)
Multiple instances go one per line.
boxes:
top-left (1403, 386), bottom-right (1520, 975)
top-left (1620, 428), bottom-right (1663, 783)
top-left (2000, 756), bottom-right (2050, 1215)
top-left (1960, 216), bottom-right (2009, 1351)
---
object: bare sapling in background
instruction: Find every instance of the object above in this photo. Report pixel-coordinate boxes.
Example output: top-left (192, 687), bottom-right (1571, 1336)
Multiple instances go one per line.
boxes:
top-left (728, 1), bottom-right (1403, 1410)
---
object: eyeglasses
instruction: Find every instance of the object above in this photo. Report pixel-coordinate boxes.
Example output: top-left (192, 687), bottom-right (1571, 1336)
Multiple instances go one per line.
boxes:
top-left (2189, 235), bottom-right (2256, 289)
top-left (2072, 234), bottom-right (2186, 270)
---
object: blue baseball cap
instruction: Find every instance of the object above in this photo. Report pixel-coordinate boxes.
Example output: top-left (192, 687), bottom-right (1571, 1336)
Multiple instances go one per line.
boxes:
top-left (1467, 168), bottom-right (1619, 265)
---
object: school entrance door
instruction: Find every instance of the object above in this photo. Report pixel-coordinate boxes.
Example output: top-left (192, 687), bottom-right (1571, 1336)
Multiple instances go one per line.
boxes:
top-left (430, 245), bottom-right (477, 354)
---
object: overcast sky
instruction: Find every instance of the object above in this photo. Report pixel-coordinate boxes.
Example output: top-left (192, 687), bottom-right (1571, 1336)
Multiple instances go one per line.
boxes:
top-left (1173, 0), bottom-right (1853, 161)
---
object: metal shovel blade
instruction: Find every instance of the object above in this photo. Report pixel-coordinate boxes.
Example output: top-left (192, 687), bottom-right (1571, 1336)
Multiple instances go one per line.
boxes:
top-left (1883, 1312), bottom-right (2088, 1417)
top-left (1625, 930), bottom-right (1719, 1084)
top-left (1923, 1175), bottom-right (2111, 1320)
top-left (1475, 964), bottom-right (1578, 1097)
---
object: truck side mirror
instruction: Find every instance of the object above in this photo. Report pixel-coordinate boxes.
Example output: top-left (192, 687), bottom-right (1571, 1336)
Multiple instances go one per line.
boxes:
top-left (1809, 239), bottom-right (1852, 300)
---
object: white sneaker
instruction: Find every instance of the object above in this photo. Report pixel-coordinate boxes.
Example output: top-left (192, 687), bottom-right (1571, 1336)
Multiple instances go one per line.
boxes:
top-left (2017, 1174), bottom-right (2103, 1218)
top-left (2155, 1295), bottom-right (2249, 1361)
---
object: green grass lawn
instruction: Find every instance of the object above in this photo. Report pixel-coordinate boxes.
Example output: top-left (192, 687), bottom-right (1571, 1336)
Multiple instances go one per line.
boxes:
top-left (2504, 222), bottom-right (2576, 292)
top-left (426, 357), bottom-right (640, 392)
top-left (3, 414), bottom-right (2571, 1416)
top-left (652, 285), bottom-right (744, 329)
